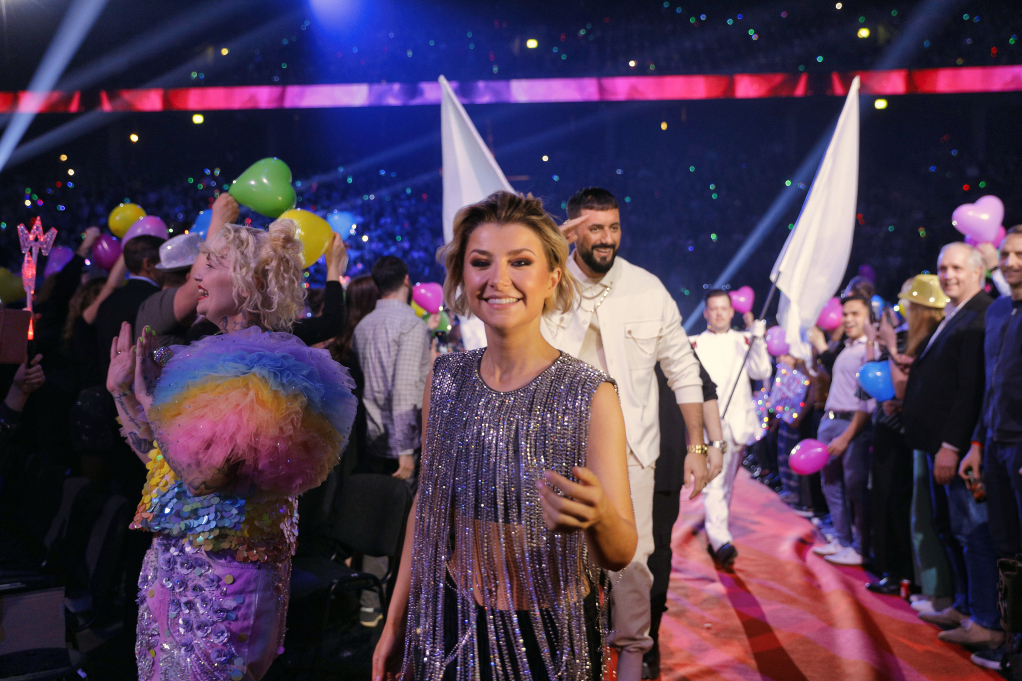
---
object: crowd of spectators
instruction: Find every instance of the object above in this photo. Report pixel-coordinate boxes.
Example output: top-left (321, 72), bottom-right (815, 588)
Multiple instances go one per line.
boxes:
top-left (737, 231), bottom-right (1022, 671)
top-left (156, 0), bottom-right (1022, 89)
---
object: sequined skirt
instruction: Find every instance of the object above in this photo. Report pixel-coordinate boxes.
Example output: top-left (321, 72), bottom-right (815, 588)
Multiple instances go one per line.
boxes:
top-left (136, 534), bottom-right (290, 681)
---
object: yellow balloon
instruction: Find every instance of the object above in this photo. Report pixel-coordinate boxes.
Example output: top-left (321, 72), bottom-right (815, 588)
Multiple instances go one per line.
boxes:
top-left (411, 301), bottom-right (428, 318)
top-left (108, 203), bottom-right (146, 238)
top-left (277, 209), bottom-right (332, 268)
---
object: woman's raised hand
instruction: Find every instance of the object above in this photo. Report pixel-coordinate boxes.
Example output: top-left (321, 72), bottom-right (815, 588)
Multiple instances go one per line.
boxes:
top-left (537, 466), bottom-right (609, 533)
top-left (106, 322), bottom-right (136, 395)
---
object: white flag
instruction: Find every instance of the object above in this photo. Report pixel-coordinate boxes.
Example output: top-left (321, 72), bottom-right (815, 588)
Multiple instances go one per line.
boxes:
top-left (771, 76), bottom-right (860, 361)
top-left (440, 75), bottom-right (513, 349)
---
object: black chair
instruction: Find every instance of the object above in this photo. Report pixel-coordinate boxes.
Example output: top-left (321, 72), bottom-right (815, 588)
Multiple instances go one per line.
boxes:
top-left (291, 474), bottom-right (413, 627)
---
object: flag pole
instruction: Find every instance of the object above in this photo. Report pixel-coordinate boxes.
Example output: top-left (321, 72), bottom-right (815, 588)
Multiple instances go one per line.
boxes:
top-left (720, 280), bottom-right (778, 419)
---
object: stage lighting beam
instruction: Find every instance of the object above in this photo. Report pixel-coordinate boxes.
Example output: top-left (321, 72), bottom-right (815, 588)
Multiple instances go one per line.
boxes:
top-left (0, 0), bottom-right (109, 173)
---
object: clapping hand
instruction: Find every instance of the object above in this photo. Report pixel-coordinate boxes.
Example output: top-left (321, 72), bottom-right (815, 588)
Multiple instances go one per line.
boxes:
top-left (106, 322), bottom-right (136, 395)
top-left (135, 326), bottom-right (163, 411)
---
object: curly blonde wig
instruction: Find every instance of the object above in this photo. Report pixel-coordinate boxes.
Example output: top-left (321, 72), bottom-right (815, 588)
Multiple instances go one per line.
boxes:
top-left (201, 219), bottom-right (305, 332)
top-left (438, 191), bottom-right (578, 317)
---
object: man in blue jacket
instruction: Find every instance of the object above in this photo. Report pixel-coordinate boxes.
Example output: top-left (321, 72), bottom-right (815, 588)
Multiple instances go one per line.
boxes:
top-left (960, 226), bottom-right (1022, 670)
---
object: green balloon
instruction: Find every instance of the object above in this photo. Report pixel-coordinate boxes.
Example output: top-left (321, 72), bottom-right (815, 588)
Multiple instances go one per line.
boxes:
top-left (436, 310), bottom-right (451, 333)
top-left (228, 158), bottom-right (296, 218)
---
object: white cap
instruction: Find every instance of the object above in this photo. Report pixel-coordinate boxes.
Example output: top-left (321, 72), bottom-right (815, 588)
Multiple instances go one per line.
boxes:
top-left (155, 233), bottom-right (202, 271)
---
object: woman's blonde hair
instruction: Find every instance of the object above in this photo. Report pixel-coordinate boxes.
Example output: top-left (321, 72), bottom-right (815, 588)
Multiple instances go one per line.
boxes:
top-left (437, 191), bottom-right (577, 316)
top-left (201, 219), bottom-right (305, 332)
top-left (905, 301), bottom-right (944, 358)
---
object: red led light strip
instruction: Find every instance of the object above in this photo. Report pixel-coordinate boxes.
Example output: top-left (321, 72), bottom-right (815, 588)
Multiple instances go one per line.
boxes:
top-left (0, 66), bottom-right (1019, 113)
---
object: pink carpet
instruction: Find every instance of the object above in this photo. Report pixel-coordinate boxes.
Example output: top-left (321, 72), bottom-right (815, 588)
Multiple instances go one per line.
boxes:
top-left (654, 468), bottom-right (1001, 680)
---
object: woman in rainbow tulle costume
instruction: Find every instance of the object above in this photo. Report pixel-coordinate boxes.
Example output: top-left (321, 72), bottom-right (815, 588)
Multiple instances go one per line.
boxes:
top-left (105, 219), bottom-right (356, 681)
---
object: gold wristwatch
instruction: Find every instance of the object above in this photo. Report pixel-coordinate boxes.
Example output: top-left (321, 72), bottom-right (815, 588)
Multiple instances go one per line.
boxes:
top-left (710, 439), bottom-right (728, 454)
top-left (687, 444), bottom-right (709, 456)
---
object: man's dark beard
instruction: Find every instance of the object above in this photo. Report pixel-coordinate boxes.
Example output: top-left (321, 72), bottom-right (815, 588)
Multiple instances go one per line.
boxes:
top-left (578, 243), bottom-right (617, 274)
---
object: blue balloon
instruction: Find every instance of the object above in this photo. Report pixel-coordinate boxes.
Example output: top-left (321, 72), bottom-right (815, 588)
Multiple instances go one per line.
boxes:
top-left (870, 294), bottom-right (886, 319)
top-left (857, 360), bottom-right (895, 402)
top-left (326, 210), bottom-right (356, 234)
top-left (190, 210), bottom-right (212, 240)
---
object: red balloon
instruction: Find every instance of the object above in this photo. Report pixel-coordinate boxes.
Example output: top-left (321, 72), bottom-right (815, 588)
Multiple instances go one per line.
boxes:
top-left (729, 285), bottom-right (755, 315)
top-left (816, 297), bottom-right (842, 331)
top-left (92, 234), bottom-right (122, 270)
top-left (789, 439), bottom-right (830, 475)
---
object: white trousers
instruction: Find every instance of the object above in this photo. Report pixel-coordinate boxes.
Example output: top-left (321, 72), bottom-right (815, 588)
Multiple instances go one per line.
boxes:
top-left (607, 452), bottom-right (656, 679)
top-left (702, 425), bottom-right (746, 552)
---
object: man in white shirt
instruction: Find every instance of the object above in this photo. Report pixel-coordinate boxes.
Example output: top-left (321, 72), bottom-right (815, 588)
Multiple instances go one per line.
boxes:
top-left (691, 290), bottom-right (770, 568)
top-left (811, 295), bottom-right (876, 566)
top-left (545, 187), bottom-right (708, 681)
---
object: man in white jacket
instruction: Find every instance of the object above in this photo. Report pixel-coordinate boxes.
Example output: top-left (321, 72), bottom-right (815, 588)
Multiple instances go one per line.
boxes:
top-left (544, 187), bottom-right (709, 681)
top-left (691, 289), bottom-right (771, 568)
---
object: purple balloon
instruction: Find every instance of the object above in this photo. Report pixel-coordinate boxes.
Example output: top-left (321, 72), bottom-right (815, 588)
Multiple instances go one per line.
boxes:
top-left (44, 246), bottom-right (74, 278)
top-left (92, 234), bottom-right (122, 270)
top-left (816, 297), bottom-right (843, 331)
top-left (964, 224), bottom-right (1006, 248)
top-left (412, 282), bottom-right (444, 314)
top-left (952, 195), bottom-right (1003, 243)
top-left (123, 215), bottom-right (168, 243)
top-left (789, 439), bottom-right (830, 475)
top-left (728, 285), bottom-right (754, 315)
top-left (857, 264), bottom-right (876, 283)
top-left (765, 325), bottom-right (790, 356)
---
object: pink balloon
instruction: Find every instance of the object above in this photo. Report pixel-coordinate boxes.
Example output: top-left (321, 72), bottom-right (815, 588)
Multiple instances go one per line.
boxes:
top-left (765, 325), bottom-right (790, 356)
top-left (123, 215), bottom-right (168, 243)
top-left (44, 246), bottom-right (74, 278)
top-left (816, 297), bottom-right (843, 331)
top-left (952, 195), bottom-right (1004, 243)
top-left (789, 439), bottom-right (830, 475)
top-left (964, 224), bottom-right (1006, 248)
top-left (728, 285), bottom-right (755, 315)
top-left (92, 234), bottom-right (122, 270)
top-left (412, 282), bottom-right (444, 314)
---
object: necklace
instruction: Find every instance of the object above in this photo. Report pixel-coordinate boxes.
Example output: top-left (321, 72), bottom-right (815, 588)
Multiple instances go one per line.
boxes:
top-left (579, 281), bottom-right (613, 313)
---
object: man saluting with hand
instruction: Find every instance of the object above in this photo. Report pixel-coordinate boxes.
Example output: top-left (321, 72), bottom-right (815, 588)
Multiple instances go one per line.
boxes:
top-left (543, 187), bottom-right (708, 681)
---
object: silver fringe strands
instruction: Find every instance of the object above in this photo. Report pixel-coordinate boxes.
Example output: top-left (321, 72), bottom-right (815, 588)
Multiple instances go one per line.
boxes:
top-left (403, 349), bottom-right (613, 681)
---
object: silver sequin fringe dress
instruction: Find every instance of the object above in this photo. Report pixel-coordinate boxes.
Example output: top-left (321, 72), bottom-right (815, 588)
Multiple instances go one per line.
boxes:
top-left (403, 349), bottom-right (614, 681)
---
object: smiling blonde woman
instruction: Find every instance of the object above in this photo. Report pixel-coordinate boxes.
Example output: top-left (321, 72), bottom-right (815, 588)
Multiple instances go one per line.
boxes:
top-left (373, 191), bottom-right (637, 681)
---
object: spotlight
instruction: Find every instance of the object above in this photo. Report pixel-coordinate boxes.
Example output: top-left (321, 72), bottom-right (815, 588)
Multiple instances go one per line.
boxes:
top-left (835, 2), bottom-right (842, 8)
top-left (526, 39), bottom-right (538, 48)
top-left (542, 155), bottom-right (549, 161)
top-left (67, 168), bottom-right (74, 175)
top-left (59, 154), bottom-right (67, 161)
top-left (129, 133), bottom-right (139, 142)
top-left (858, 27), bottom-right (870, 38)
top-left (192, 113), bottom-right (205, 124)
top-left (628, 60), bottom-right (636, 67)
top-left (221, 47), bottom-right (229, 56)
top-left (660, 121), bottom-right (668, 130)
top-left (874, 98), bottom-right (888, 109)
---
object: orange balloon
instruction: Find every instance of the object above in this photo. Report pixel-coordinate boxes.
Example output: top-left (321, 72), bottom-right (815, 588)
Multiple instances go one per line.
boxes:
top-left (277, 209), bottom-right (332, 268)
top-left (108, 203), bottom-right (146, 238)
